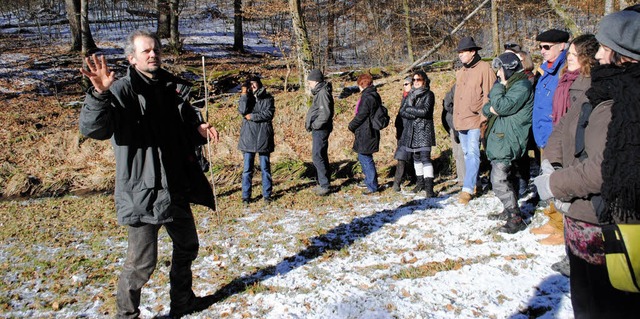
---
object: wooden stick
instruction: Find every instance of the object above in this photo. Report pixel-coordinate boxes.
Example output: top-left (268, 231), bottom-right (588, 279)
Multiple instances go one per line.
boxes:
top-left (202, 56), bottom-right (220, 223)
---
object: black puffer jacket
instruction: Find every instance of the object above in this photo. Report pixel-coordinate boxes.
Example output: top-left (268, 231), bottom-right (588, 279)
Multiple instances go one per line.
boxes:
top-left (399, 87), bottom-right (436, 149)
top-left (237, 87), bottom-right (275, 153)
top-left (348, 86), bottom-right (381, 154)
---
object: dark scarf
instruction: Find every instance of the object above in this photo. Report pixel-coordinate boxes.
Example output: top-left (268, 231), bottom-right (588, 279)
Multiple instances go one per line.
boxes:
top-left (406, 86), bottom-right (428, 108)
top-left (552, 69), bottom-right (580, 125)
top-left (598, 62), bottom-right (640, 223)
top-left (463, 53), bottom-right (481, 69)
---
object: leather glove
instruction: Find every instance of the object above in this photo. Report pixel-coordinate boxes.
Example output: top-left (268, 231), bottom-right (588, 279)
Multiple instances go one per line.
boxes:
top-left (554, 199), bottom-right (571, 214)
top-left (533, 174), bottom-right (554, 201)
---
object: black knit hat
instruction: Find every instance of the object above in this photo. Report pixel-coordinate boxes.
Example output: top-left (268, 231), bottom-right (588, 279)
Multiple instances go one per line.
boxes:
top-left (307, 69), bottom-right (324, 82)
top-left (456, 37), bottom-right (482, 52)
top-left (536, 29), bottom-right (570, 43)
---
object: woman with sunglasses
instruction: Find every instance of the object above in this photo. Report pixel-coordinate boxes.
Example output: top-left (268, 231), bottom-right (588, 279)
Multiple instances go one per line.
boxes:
top-left (533, 6), bottom-right (640, 317)
top-left (398, 70), bottom-right (437, 197)
top-left (391, 77), bottom-right (416, 192)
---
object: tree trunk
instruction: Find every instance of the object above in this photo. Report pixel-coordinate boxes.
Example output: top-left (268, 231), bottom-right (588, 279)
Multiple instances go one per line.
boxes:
top-left (233, 0), bottom-right (244, 52)
top-left (403, 0), bottom-right (414, 62)
top-left (80, 0), bottom-right (97, 56)
top-left (325, 0), bottom-right (335, 66)
top-left (157, 0), bottom-right (170, 38)
top-left (65, 0), bottom-right (81, 51)
top-left (605, 0), bottom-right (614, 14)
top-left (491, 0), bottom-right (499, 57)
top-left (169, 0), bottom-right (181, 50)
top-left (547, 0), bottom-right (579, 36)
top-left (289, 0), bottom-right (315, 93)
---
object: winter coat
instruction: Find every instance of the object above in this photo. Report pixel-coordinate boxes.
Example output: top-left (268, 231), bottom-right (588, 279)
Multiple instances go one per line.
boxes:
top-left (545, 96), bottom-right (611, 225)
top-left (79, 66), bottom-right (215, 226)
top-left (532, 50), bottom-right (567, 148)
top-left (399, 87), bottom-right (436, 149)
top-left (567, 75), bottom-right (591, 119)
top-left (237, 87), bottom-right (275, 153)
top-left (305, 81), bottom-right (334, 132)
top-left (453, 60), bottom-right (496, 130)
top-left (482, 73), bottom-right (533, 164)
top-left (348, 86), bottom-right (381, 154)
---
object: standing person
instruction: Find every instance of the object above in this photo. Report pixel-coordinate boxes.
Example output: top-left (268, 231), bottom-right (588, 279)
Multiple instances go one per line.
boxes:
top-left (533, 6), bottom-right (640, 317)
top-left (78, 30), bottom-right (219, 318)
top-left (305, 69), bottom-right (335, 196)
top-left (532, 29), bottom-right (570, 150)
top-left (399, 71), bottom-right (437, 197)
top-left (453, 36), bottom-right (497, 204)
top-left (348, 73), bottom-right (381, 194)
top-left (482, 52), bottom-right (533, 233)
top-left (442, 84), bottom-right (464, 187)
top-left (532, 34), bottom-right (599, 247)
top-left (392, 76), bottom-right (416, 192)
top-left (238, 76), bottom-right (275, 205)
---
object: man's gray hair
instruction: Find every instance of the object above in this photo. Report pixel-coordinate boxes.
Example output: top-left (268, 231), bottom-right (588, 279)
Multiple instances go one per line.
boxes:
top-left (124, 30), bottom-right (161, 58)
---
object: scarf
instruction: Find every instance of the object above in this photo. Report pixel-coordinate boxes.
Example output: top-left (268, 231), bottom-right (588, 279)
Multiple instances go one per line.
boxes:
top-left (463, 53), bottom-right (481, 69)
top-left (552, 69), bottom-right (580, 125)
top-left (406, 86), bottom-right (428, 108)
top-left (598, 62), bottom-right (640, 223)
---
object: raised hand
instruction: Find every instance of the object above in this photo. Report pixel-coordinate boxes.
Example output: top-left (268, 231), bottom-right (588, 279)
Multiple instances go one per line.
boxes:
top-left (80, 54), bottom-right (115, 93)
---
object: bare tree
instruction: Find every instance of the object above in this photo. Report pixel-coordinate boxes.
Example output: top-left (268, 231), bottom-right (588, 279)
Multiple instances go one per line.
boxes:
top-left (80, 0), bottom-right (97, 55)
top-left (403, 0), bottom-right (414, 62)
top-left (169, 0), bottom-right (181, 50)
top-left (325, 0), bottom-right (336, 66)
top-left (157, 0), bottom-right (170, 38)
top-left (491, 0), bottom-right (499, 56)
top-left (289, 0), bottom-right (314, 93)
top-left (233, 0), bottom-right (244, 52)
top-left (65, 0), bottom-right (81, 51)
top-left (547, 0), bottom-right (579, 36)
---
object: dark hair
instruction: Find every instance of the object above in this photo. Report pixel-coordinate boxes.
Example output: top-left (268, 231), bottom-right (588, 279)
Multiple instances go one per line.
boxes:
top-left (357, 73), bottom-right (373, 87)
top-left (571, 34), bottom-right (599, 76)
top-left (248, 75), bottom-right (263, 88)
top-left (412, 70), bottom-right (430, 87)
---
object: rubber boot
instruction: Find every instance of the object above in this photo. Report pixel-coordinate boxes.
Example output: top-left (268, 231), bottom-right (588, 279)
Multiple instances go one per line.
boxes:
top-left (392, 160), bottom-right (406, 192)
top-left (411, 176), bottom-right (424, 193)
top-left (425, 177), bottom-right (435, 198)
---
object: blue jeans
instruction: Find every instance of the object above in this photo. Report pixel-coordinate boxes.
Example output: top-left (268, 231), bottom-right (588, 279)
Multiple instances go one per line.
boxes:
top-left (242, 152), bottom-right (272, 200)
top-left (358, 153), bottom-right (378, 192)
top-left (459, 129), bottom-right (481, 194)
top-left (312, 130), bottom-right (331, 188)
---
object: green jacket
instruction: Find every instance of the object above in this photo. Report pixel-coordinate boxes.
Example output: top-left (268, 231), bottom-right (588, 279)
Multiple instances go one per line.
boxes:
top-left (482, 73), bottom-right (533, 163)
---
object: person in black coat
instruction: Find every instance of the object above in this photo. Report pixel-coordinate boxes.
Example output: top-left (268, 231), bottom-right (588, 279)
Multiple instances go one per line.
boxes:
top-left (238, 76), bottom-right (275, 204)
top-left (392, 76), bottom-right (416, 191)
top-left (348, 73), bottom-right (381, 194)
top-left (399, 70), bottom-right (437, 197)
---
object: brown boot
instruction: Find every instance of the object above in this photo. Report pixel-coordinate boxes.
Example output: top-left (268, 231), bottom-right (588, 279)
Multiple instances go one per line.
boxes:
top-left (530, 222), bottom-right (555, 235)
top-left (458, 191), bottom-right (472, 205)
top-left (538, 233), bottom-right (565, 245)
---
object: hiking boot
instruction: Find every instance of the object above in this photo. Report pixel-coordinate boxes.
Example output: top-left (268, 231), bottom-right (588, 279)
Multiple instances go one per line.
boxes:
top-left (458, 191), bottom-right (472, 205)
top-left (410, 176), bottom-right (424, 193)
top-left (168, 296), bottom-right (214, 318)
top-left (424, 177), bottom-right (436, 198)
top-left (499, 209), bottom-right (527, 234)
top-left (530, 222), bottom-right (555, 235)
top-left (355, 182), bottom-right (367, 189)
top-left (551, 256), bottom-right (570, 277)
top-left (538, 233), bottom-right (564, 245)
top-left (242, 198), bottom-right (250, 206)
top-left (488, 209), bottom-right (509, 221)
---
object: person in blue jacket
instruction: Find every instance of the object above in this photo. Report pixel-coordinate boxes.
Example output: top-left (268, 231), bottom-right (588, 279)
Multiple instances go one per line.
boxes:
top-left (532, 29), bottom-right (570, 149)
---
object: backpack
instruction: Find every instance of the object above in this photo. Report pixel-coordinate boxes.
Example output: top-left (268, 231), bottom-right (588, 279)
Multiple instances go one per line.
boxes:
top-left (371, 103), bottom-right (390, 130)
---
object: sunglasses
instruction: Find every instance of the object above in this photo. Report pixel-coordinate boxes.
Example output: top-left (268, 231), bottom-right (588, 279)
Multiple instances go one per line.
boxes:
top-left (413, 78), bottom-right (424, 82)
top-left (539, 43), bottom-right (559, 51)
top-left (403, 83), bottom-right (411, 86)
top-left (504, 43), bottom-right (520, 50)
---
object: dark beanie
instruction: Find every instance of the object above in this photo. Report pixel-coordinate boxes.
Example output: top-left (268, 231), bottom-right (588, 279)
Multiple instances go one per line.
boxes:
top-left (536, 29), bottom-right (570, 43)
top-left (307, 69), bottom-right (324, 82)
top-left (248, 75), bottom-right (262, 88)
top-left (595, 7), bottom-right (640, 61)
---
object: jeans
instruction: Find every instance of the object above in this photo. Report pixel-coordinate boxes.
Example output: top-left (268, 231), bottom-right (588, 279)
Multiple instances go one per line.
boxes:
top-left (312, 130), bottom-right (331, 188)
top-left (459, 128), bottom-right (481, 194)
top-left (242, 152), bottom-right (273, 200)
top-left (116, 204), bottom-right (198, 318)
top-left (358, 153), bottom-right (378, 192)
top-left (490, 161), bottom-right (517, 210)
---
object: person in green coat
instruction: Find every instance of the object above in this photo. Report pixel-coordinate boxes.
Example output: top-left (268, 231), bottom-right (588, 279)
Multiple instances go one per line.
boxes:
top-left (482, 52), bottom-right (533, 233)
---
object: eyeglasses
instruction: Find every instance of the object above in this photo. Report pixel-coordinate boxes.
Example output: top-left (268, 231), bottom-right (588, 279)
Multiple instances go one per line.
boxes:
top-left (403, 83), bottom-right (411, 86)
top-left (539, 43), bottom-right (559, 51)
